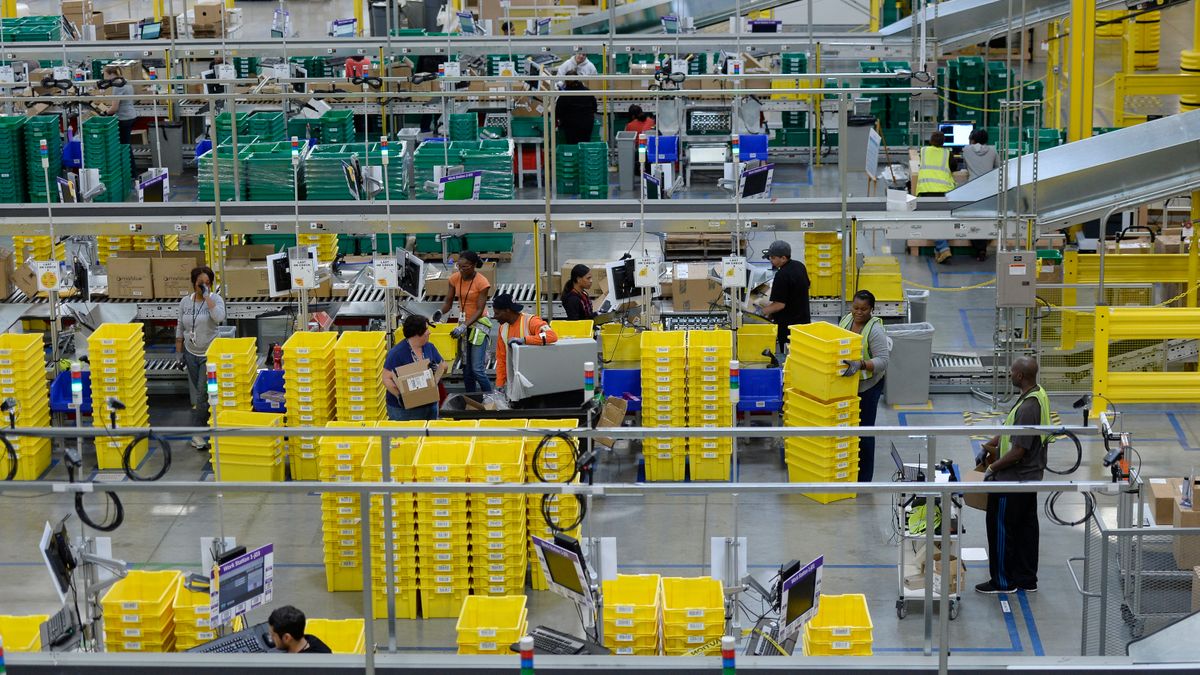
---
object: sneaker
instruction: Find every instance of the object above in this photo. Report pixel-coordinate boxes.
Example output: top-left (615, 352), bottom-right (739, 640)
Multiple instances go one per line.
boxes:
top-left (935, 249), bottom-right (952, 264)
top-left (1018, 585), bottom-right (1037, 593)
top-left (975, 581), bottom-right (1017, 594)
top-left (190, 436), bottom-right (209, 450)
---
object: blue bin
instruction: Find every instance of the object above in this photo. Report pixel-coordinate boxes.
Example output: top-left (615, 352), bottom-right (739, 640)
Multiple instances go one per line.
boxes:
top-left (50, 370), bottom-right (92, 414)
top-left (600, 368), bottom-right (641, 412)
top-left (252, 370), bottom-right (286, 413)
top-left (737, 368), bottom-right (782, 412)
top-left (62, 139), bottom-right (83, 169)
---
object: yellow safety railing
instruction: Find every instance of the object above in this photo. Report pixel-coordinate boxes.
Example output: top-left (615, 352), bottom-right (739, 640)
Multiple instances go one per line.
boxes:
top-left (1094, 307), bottom-right (1200, 409)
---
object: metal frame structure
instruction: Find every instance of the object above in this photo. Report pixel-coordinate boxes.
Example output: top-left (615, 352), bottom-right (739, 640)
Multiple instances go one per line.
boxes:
top-left (1093, 306), bottom-right (1200, 409)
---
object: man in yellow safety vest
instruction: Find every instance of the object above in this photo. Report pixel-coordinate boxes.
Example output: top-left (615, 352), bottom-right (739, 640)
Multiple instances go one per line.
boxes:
top-left (976, 356), bottom-right (1052, 594)
top-left (916, 132), bottom-right (957, 264)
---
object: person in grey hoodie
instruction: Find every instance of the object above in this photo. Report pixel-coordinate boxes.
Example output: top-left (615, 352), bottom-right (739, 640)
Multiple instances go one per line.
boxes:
top-left (963, 129), bottom-right (1001, 260)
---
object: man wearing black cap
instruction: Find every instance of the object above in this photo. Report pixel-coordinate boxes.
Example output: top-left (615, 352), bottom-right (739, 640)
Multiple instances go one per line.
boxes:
top-left (492, 292), bottom-right (558, 390)
top-left (760, 240), bottom-right (810, 352)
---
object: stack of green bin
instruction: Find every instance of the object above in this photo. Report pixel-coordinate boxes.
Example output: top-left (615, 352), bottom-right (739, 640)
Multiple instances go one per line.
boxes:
top-left (461, 139), bottom-right (514, 200)
top-left (305, 143), bottom-right (407, 200)
top-left (287, 117), bottom-right (315, 142)
top-left (247, 111), bottom-right (286, 141)
top-left (448, 113), bottom-right (478, 141)
top-left (316, 109), bottom-right (355, 144)
top-left (214, 112), bottom-right (250, 144)
top-left (0, 116), bottom-right (27, 203)
top-left (244, 143), bottom-right (302, 201)
top-left (232, 57), bottom-right (259, 79)
top-left (82, 116), bottom-right (129, 203)
top-left (555, 144), bottom-right (579, 195)
top-left (197, 138), bottom-right (258, 202)
top-left (946, 57), bottom-right (986, 125)
top-left (290, 56), bottom-right (329, 78)
top-left (0, 16), bottom-right (61, 42)
top-left (413, 139), bottom-right (450, 200)
top-left (485, 54), bottom-right (517, 77)
top-left (576, 141), bottom-right (608, 199)
top-left (25, 115), bottom-right (61, 204)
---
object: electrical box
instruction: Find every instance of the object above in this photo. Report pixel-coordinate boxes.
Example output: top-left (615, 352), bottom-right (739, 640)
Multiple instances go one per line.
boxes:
top-left (996, 250), bottom-right (1036, 307)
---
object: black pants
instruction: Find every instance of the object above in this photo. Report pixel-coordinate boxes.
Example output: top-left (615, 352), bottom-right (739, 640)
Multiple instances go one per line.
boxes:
top-left (118, 118), bottom-right (135, 145)
top-left (856, 378), bottom-right (885, 482)
top-left (985, 492), bottom-right (1039, 589)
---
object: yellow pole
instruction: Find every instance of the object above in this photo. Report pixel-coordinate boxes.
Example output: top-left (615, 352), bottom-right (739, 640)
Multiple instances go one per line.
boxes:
top-left (0, 0), bottom-right (16, 18)
top-left (152, 0), bottom-right (165, 21)
top-left (225, 0), bottom-right (234, 9)
top-left (869, 0), bottom-right (881, 33)
top-left (355, 0), bottom-right (364, 36)
top-left (1066, 0), bottom-right (1096, 141)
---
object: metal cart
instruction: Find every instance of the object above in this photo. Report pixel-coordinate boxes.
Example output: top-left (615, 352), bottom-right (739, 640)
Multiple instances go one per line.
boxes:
top-left (894, 469), bottom-right (963, 620)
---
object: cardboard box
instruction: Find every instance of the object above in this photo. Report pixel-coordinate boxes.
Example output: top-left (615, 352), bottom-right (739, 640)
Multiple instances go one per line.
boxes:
top-left (673, 262), bottom-right (723, 310)
top-left (462, 394), bottom-right (498, 411)
top-left (1172, 498), bottom-right (1200, 570)
top-left (594, 396), bottom-right (629, 449)
top-left (223, 264), bottom-right (269, 297)
top-left (193, 1), bottom-right (225, 24)
top-left (423, 262), bottom-right (496, 299)
top-left (107, 255), bottom-right (154, 299)
top-left (1193, 566), bottom-right (1200, 613)
top-left (151, 252), bottom-right (205, 299)
top-left (931, 551), bottom-right (965, 593)
top-left (392, 359), bottom-right (439, 409)
top-left (0, 248), bottom-right (13, 300)
top-left (14, 261), bottom-right (37, 299)
top-left (561, 260), bottom-right (609, 299)
top-left (1148, 478), bottom-right (1184, 525)
top-left (103, 18), bottom-right (138, 39)
top-left (963, 465), bottom-right (989, 511)
top-left (512, 96), bottom-right (544, 118)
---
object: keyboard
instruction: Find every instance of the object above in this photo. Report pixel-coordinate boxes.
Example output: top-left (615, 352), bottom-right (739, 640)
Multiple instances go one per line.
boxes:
top-left (41, 605), bottom-right (79, 649)
top-left (187, 622), bottom-right (274, 654)
top-left (512, 625), bottom-right (610, 656)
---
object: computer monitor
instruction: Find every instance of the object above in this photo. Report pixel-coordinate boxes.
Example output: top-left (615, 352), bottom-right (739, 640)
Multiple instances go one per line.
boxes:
top-left (457, 11), bottom-right (477, 34)
top-left (398, 249), bottom-right (425, 299)
top-left (939, 121), bottom-right (974, 148)
top-left (139, 21), bottom-right (161, 39)
top-left (605, 257), bottom-right (640, 304)
top-left (532, 534), bottom-right (593, 608)
top-left (40, 519), bottom-right (75, 604)
top-left (438, 170), bottom-right (481, 200)
top-left (749, 19), bottom-right (782, 32)
top-left (781, 555), bottom-right (823, 639)
top-left (661, 15), bottom-right (680, 34)
top-left (330, 18), bottom-right (357, 37)
top-left (266, 246), bottom-right (318, 297)
top-left (740, 163), bottom-right (774, 199)
top-left (210, 543), bottom-right (274, 627)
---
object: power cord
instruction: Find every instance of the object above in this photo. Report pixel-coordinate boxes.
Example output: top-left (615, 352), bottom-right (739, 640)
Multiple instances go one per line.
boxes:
top-left (121, 432), bottom-right (172, 482)
top-left (0, 433), bottom-right (16, 481)
top-left (531, 431), bottom-right (591, 533)
top-left (65, 455), bottom-right (124, 532)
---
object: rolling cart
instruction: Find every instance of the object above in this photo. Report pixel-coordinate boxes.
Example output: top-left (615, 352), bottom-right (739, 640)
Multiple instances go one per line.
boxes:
top-left (894, 461), bottom-right (963, 620)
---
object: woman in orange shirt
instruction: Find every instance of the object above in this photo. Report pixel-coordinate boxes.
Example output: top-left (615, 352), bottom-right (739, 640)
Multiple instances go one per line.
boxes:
top-left (438, 251), bottom-right (494, 393)
top-left (625, 105), bottom-right (655, 134)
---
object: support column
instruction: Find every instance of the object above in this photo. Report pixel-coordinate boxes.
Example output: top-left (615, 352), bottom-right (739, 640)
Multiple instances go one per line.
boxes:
top-left (153, 0), bottom-right (166, 21)
top-left (0, 0), bottom-right (16, 18)
top-left (355, 0), bottom-right (364, 35)
top-left (1188, 193), bottom-right (1199, 307)
top-left (1065, 0), bottom-right (1096, 141)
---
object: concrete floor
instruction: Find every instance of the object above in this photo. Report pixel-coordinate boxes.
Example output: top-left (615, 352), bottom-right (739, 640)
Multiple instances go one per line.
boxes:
top-left (3, 0), bottom-right (1200, 662)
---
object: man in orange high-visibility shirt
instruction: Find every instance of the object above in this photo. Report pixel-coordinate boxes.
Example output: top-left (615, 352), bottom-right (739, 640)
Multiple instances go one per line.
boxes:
top-left (492, 292), bottom-right (559, 389)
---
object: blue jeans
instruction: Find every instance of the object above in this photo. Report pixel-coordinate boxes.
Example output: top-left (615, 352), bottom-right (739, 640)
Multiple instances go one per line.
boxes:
top-left (463, 336), bottom-right (493, 393)
top-left (182, 351), bottom-right (209, 429)
top-left (934, 240), bottom-right (950, 254)
top-left (857, 378), bottom-right (885, 482)
top-left (387, 403), bottom-right (439, 421)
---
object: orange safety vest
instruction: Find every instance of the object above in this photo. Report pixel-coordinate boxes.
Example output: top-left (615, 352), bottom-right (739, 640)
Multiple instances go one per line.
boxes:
top-left (496, 313), bottom-right (558, 387)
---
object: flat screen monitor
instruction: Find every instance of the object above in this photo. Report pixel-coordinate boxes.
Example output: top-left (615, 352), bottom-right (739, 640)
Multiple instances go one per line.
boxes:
top-left (140, 21), bottom-right (161, 39)
top-left (398, 249), bottom-right (425, 299)
top-left (266, 246), bottom-right (318, 297)
top-left (939, 121), bottom-right (974, 148)
top-left (606, 258), bottom-right (639, 302)
top-left (740, 163), bottom-right (774, 199)
top-left (532, 535), bottom-right (592, 608)
top-left (330, 18), bottom-right (357, 38)
top-left (40, 519), bottom-right (75, 604)
top-left (438, 170), bottom-right (481, 200)
top-left (781, 555), bottom-right (823, 638)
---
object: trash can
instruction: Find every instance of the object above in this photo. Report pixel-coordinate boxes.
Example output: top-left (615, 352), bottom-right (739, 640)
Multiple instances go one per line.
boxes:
top-left (905, 288), bottom-right (929, 323)
top-left (616, 131), bottom-right (637, 192)
top-left (844, 114), bottom-right (876, 168)
top-left (369, 2), bottom-right (389, 36)
top-left (884, 322), bottom-right (934, 406)
top-left (148, 121), bottom-right (184, 177)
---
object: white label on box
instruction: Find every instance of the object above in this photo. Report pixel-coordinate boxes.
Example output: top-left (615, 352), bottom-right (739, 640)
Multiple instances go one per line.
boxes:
top-left (686, 609), bottom-right (703, 618)
top-left (687, 622), bottom-right (704, 631)
top-left (615, 618), bottom-right (634, 627)
top-left (832, 627), bottom-right (851, 637)
top-left (832, 641), bottom-right (850, 650)
top-left (478, 628), bottom-right (496, 638)
top-left (688, 635), bottom-right (704, 643)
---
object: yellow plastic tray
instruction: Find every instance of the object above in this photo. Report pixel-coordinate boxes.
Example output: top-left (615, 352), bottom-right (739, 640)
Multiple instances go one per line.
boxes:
top-left (455, 595), bottom-right (528, 644)
top-left (0, 614), bottom-right (49, 652)
top-left (735, 324), bottom-right (777, 364)
top-left (101, 570), bottom-right (182, 619)
top-left (660, 577), bottom-right (724, 626)
top-left (602, 574), bottom-right (661, 623)
top-left (306, 618), bottom-right (367, 654)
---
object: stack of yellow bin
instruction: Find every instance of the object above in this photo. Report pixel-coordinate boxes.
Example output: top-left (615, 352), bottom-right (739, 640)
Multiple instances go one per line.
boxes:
top-left (12, 235), bottom-right (64, 264)
top-left (366, 421), bottom-right (424, 619)
top-left (87, 323), bottom-right (150, 470)
top-left (415, 422), bottom-right (475, 618)
top-left (334, 331), bottom-right (386, 422)
top-left (206, 337), bottom-right (257, 419)
top-left (283, 331), bottom-right (338, 480)
top-left (172, 583), bottom-right (216, 650)
top-left (298, 233), bottom-right (338, 263)
top-left (470, 420), bottom-right (527, 597)
top-left (211, 410), bottom-right (286, 482)
top-left (847, 256), bottom-right (903, 302)
top-left (0, 334), bottom-right (50, 480)
top-left (455, 595), bottom-right (528, 654)
top-left (784, 322), bottom-right (861, 503)
top-left (602, 574), bottom-right (661, 655)
top-left (96, 235), bottom-right (132, 265)
top-left (805, 232), bottom-right (842, 297)
top-left (660, 577), bottom-right (725, 655)
top-left (801, 593), bottom-right (873, 656)
top-left (686, 330), bottom-right (733, 481)
top-left (319, 421), bottom-right (379, 592)
top-left (524, 418), bottom-right (580, 590)
top-left (640, 331), bottom-right (687, 481)
top-left (100, 570), bottom-right (182, 653)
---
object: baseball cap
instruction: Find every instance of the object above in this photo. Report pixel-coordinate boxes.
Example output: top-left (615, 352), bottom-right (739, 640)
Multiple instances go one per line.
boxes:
top-left (492, 292), bottom-right (523, 314)
top-left (763, 240), bottom-right (791, 259)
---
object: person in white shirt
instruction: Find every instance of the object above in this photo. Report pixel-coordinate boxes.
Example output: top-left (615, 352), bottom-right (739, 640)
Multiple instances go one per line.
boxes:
top-left (556, 53), bottom-right (597, 80)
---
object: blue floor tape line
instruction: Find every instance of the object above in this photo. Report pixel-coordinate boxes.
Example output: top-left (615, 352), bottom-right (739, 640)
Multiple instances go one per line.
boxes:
top-left (1166, 412), bottom-right (1199, 451)
top-left (999, 594), bottom-right (1024, 651)
top-left (1015, 590), bottom-right (1045, 656)
top-left (958, 308), bottom-right (979, 348)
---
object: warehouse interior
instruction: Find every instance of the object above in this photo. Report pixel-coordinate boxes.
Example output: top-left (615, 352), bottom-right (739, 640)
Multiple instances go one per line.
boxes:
top-left (0, 0), bottom-right (1200, 671)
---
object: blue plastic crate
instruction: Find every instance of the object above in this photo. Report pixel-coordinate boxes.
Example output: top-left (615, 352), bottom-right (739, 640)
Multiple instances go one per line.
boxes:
top-left (600, 368), bottom-right (641, 412)
top-left (251, 370), bottom-right (286, 413)
top-left (50, 369), bottom-right (91, 414)
top-left (737, 368), bottom-right (782, 413)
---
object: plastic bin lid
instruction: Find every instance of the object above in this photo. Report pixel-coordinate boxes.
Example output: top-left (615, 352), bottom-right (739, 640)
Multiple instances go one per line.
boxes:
top-left (904, 288), bottom-right (930, 299)
top-left (848, 115), bottom-right (877, 126)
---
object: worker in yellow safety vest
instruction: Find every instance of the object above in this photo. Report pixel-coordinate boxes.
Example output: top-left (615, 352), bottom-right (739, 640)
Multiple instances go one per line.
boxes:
top-left (837, 290), bottom-right (889, 482)
top-left (976, 356), bottom-right (1051, 594)
top-left (917, 131), bottom-right (957, 263)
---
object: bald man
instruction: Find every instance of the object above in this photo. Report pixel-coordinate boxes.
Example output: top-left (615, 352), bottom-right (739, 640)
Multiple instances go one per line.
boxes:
top-left (975, 356), bottom-right (1051, 594)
